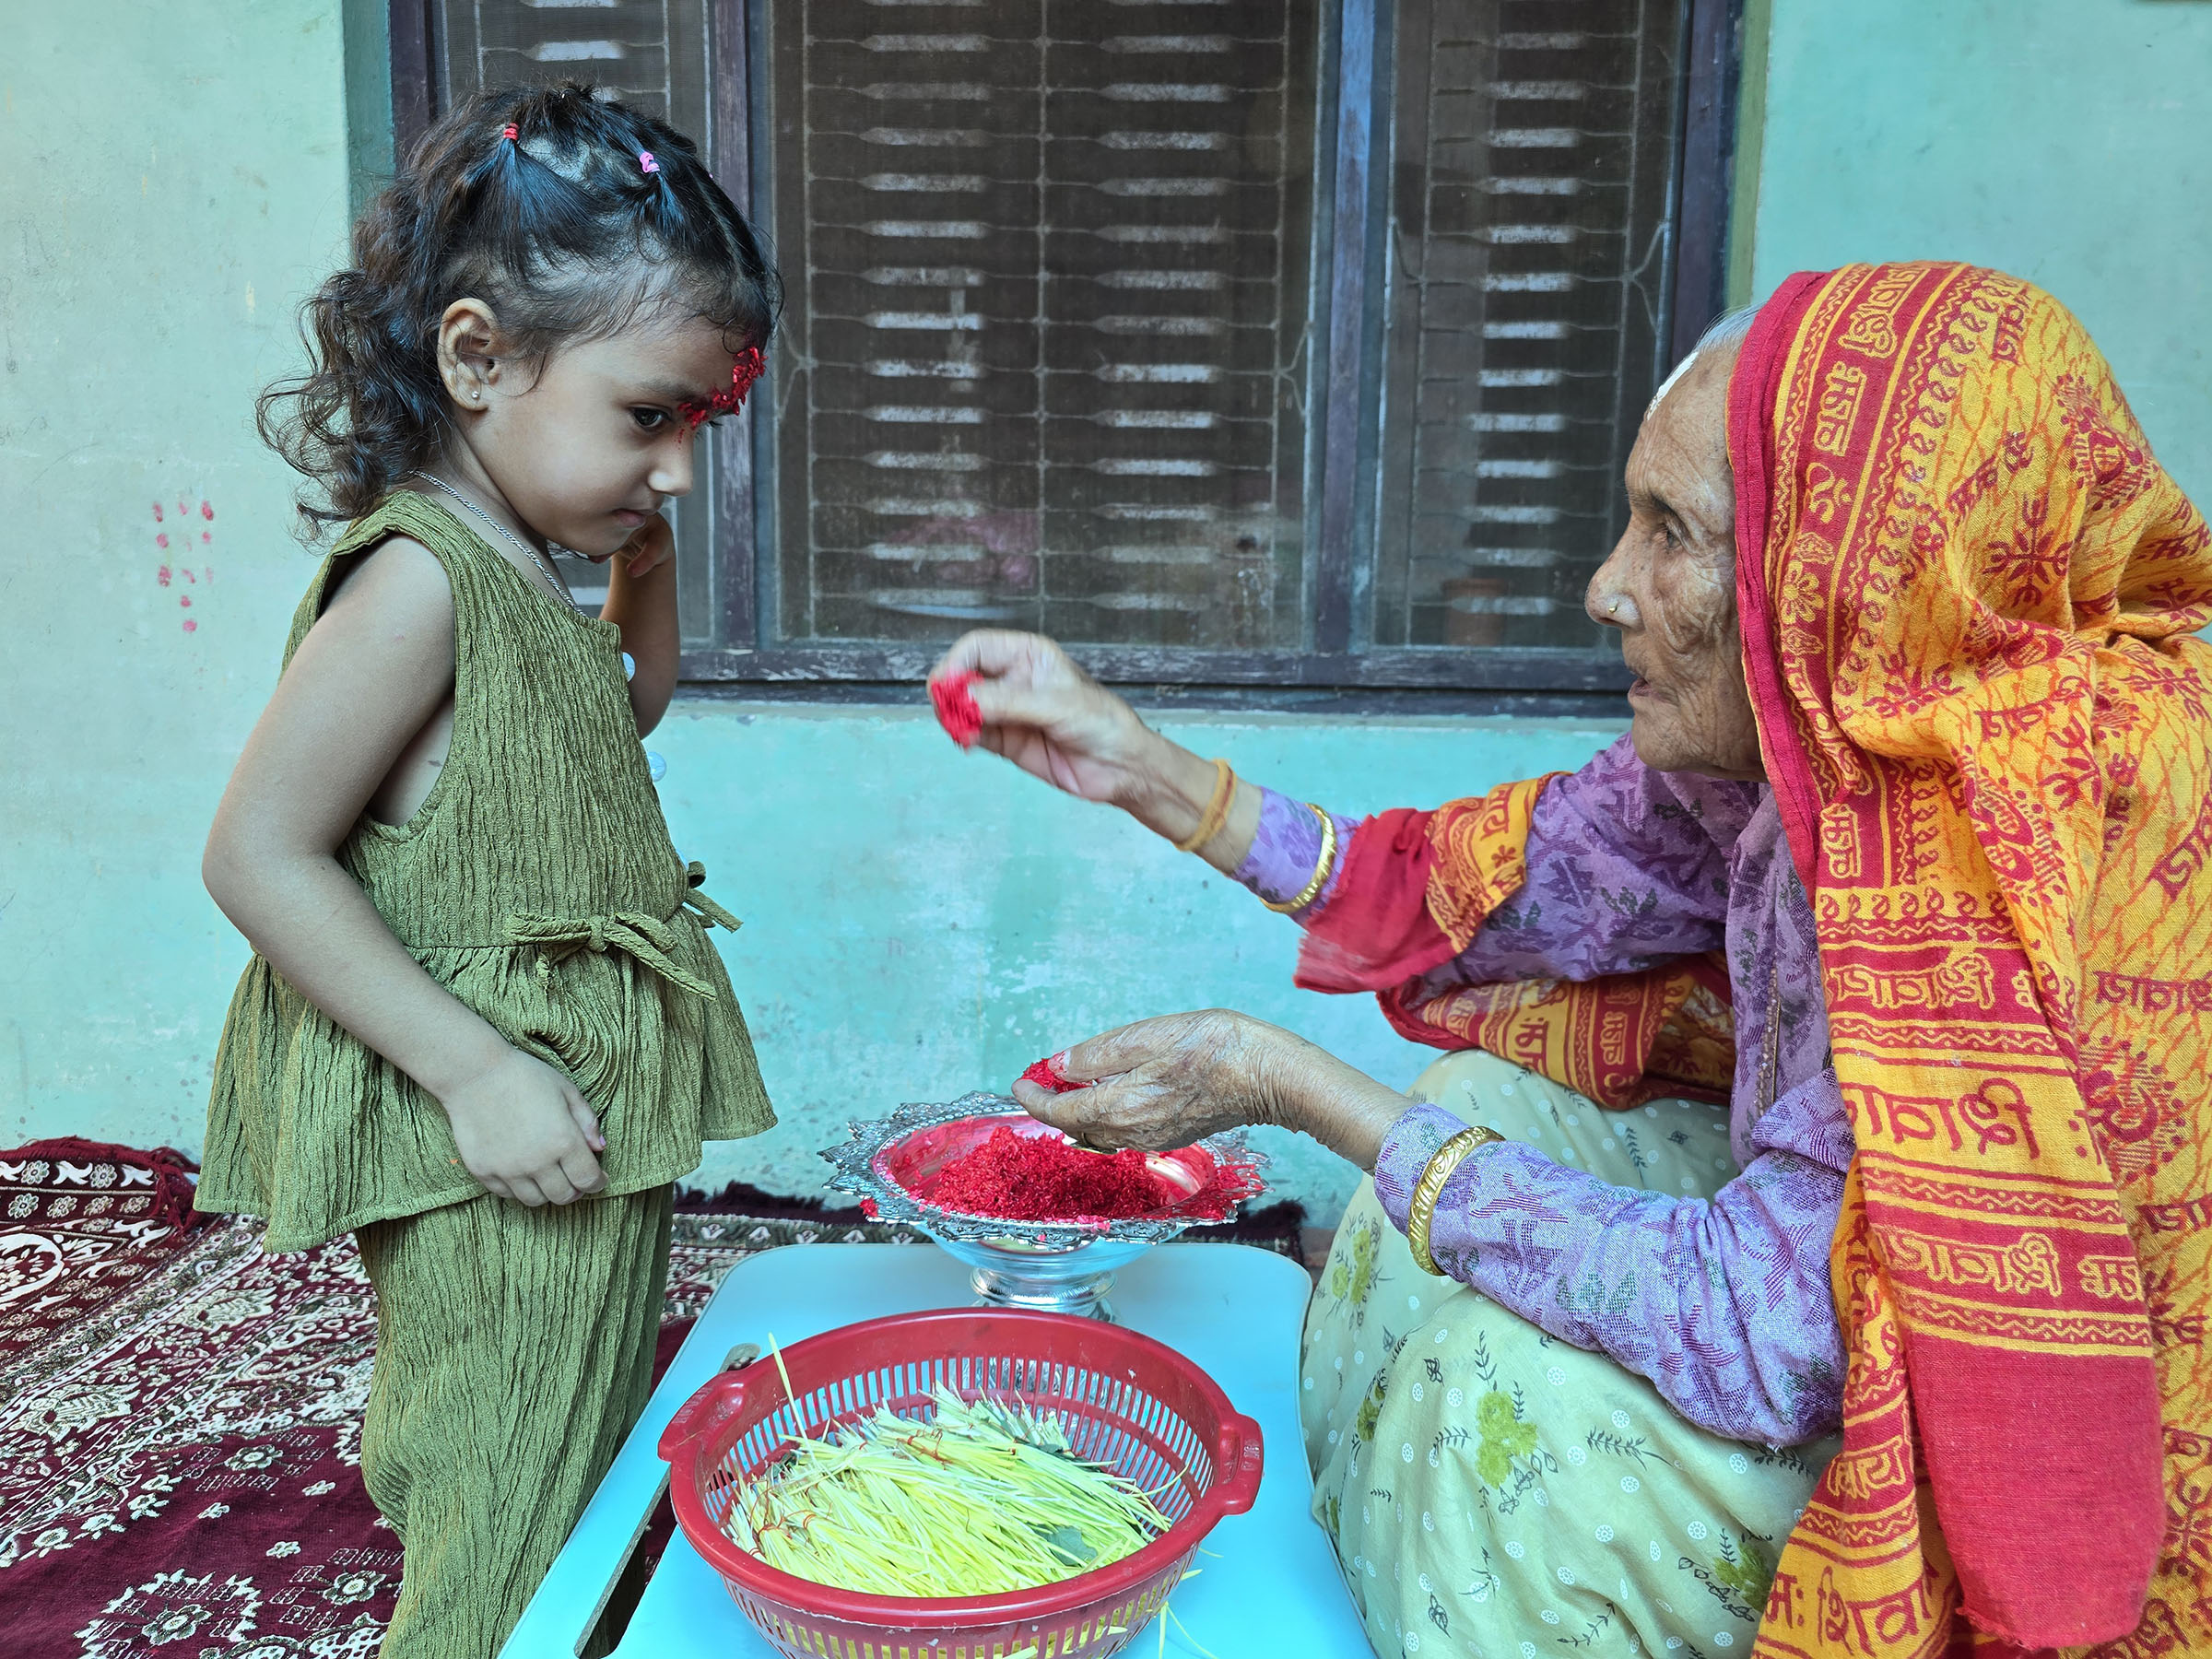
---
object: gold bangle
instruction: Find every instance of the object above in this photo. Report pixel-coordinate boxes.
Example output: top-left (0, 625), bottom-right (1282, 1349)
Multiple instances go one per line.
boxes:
top-left (1262, 803), bottom-right (1338, 913)
top-left (1174, 758), bottom-right (1237, 853)
top-left (1406, 1124), bottom-right (1505, 1275)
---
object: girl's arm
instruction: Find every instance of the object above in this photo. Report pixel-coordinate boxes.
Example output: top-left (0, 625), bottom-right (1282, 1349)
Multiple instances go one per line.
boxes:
top-left (600, 515), bottom-right (679, 735)
top-left (202, 536), bottom-right (607, 1207)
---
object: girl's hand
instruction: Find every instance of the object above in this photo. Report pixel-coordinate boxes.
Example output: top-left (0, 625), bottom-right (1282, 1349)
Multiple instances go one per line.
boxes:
top-left (438, 1047), bottom-right (609, 1206)
top-left (614, 512), bottom-right (675, 579)
top-left (600, 513), bottom-right (679, 735)
top-left (1009, 1009), bottom-right (1416, 1172)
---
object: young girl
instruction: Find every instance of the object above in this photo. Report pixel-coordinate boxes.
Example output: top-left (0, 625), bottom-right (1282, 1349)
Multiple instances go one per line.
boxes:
top-left (196, 84), bottom-right (778, 1657)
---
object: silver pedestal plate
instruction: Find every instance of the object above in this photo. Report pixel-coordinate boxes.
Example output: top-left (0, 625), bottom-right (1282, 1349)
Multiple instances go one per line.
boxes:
top-left (820, 1092), bottom-right (1268, 1322)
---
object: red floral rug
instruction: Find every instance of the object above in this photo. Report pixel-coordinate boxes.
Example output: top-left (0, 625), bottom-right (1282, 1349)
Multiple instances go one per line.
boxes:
top-left (0, 1142), bottom-right (1302, 1657)
top-left (0, 1144), bottom-right (925, 1659)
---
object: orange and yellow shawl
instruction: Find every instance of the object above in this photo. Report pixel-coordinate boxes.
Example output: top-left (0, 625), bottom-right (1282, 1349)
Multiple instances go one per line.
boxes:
top-left (1735, 265), bottom-right (2212, 1656)
top-left (1299, 265), bottom-right (2212, 1654)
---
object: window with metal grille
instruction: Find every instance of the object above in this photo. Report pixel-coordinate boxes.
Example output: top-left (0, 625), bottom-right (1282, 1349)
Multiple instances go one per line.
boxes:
top-left (394, 0), bottom-right (1737, 695)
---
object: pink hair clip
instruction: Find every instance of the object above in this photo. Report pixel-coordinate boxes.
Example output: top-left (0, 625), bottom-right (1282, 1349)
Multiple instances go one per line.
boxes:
top-left (638, 150), bottom-right (660, 175)
top-left (678, 346), bottom-right (766, 428)
top-left (501, 123), bottom-right (519, 142)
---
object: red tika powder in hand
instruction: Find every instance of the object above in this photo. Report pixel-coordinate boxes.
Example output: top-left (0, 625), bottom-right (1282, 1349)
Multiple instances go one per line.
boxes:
top-left (1019, 1055), bottom-right (1081, 1094)
top-left (929, 672), bottom-right (983, 748)
top-left (928, 1127), bottom-right (1167, 1221)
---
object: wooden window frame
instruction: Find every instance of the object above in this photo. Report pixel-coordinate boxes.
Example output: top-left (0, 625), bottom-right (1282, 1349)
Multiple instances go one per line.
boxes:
top-left (389, 0), bottom-right (1743, 698)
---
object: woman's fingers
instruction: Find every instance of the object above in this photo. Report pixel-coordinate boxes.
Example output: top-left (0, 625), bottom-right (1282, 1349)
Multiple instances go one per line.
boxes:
top-left (1018, 1076), bottom-right (1148, 1150)
top-left (1015, 1077), bottom-right (1088, 1135)
top-left (966, 674), bottom-right (1076, 734)
top-left (508, 1173), bottom-right (549, 1208)
top-left (933, 628), bottom-right (1053, 684)
top-left (1009, 1014), bottom-right (1244, 1152)
top-left (1063, 1010), bottom-right (1227, 1082)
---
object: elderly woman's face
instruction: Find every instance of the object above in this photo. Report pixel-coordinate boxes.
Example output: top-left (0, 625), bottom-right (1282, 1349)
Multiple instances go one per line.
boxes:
top-left (1585, 344), bottom-right (1764, 779)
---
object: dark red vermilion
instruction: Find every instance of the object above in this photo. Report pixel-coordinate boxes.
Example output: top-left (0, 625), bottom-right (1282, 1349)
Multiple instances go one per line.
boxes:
top-left (930, 672), bottom-right (982, 747)
top-left (929, 1127), bottom-right (1162, 1221)
top-left (1019, 1056), bottom-right (1080, 1094)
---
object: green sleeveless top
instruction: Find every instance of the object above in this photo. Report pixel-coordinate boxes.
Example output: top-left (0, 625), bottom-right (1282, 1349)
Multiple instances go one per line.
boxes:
top-left (197, 491), bottom-right (773, 1251)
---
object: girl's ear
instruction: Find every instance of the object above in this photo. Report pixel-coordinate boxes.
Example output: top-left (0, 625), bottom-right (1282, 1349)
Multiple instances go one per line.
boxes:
top-left (436, 299), bottom-right (503, 409)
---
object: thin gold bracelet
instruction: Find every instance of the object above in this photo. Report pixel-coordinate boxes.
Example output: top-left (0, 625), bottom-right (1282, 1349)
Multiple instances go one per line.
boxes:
top-left (1174, 758), bottom-right (1237, 853)
top-left (1262, 803), bottom-right (1338, 913)
top-left (1406, 1124), bottom-right (1505, 1275)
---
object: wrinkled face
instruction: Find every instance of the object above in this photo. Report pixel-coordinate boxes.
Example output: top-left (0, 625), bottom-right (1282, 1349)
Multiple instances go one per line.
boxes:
top-left (446, 308), bottom-right (741, 559)
top-left (1584, 343), bottom-right (1765, 779)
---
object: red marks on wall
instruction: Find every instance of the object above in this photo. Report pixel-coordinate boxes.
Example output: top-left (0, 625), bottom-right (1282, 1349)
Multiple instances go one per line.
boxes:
top-left (154, 500), bottom-right (215, 634)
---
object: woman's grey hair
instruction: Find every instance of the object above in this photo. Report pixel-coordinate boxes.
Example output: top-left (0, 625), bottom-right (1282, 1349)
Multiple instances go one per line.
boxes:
top-left (1694, 304), bottom-right (1759, 354)
top-left (1643, 304), bottom-right (1761, 421)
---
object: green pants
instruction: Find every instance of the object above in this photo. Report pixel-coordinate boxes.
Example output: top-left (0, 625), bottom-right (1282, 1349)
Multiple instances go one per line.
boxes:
top-left (1302, 1053), bottom-right (1839, 1659)
top-left (357, 1184), bottom-right (674, 1659)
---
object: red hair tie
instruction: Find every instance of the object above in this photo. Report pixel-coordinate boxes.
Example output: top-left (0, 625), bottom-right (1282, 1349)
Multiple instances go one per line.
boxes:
top-left (500, 124), bottom-right (519, 142)
top-left (638, 149), bottom-right (660, 175)
top-left (677, 345), bottom-right (766, 428)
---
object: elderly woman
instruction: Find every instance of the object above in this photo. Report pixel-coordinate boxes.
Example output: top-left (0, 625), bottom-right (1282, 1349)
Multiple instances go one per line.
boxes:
top-left (937, 264), bottom-right (2212, 1659)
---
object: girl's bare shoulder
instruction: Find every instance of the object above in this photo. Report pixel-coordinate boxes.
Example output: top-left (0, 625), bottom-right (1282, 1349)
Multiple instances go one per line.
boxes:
top-left (322, 532), bottom-right (455, 637)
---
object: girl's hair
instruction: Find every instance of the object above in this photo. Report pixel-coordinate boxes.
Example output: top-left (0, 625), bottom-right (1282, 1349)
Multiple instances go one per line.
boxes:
top-left (260, 82), bottom-right (781, 532)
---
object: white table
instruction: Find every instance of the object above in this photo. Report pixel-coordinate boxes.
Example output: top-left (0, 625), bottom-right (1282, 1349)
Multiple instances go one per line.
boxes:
top-left (500, 1241), bottom-right (1372, 1657)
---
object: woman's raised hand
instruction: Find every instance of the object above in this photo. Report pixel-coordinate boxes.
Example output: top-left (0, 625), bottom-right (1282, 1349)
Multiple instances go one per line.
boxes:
top-left (929, 630), bottom-right (1162, 806)
top-left (1011, 1009), bottom-right (1419, 1172)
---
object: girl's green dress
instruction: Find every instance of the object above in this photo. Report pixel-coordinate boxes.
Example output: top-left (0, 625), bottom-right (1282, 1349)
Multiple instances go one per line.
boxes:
top-left (197, 491), bottom-right (773, 1657)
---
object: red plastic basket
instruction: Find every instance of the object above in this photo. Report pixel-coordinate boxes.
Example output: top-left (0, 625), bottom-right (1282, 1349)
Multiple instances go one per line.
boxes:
top-left (657, 1309), bottom-right (1265, 1659)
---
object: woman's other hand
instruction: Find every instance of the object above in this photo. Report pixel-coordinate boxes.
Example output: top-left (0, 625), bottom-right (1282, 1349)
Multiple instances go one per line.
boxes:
top-left (930, 630), bottom-right (1262, 866)
top-left (1010, 1009), bottom-right (1417, 1172)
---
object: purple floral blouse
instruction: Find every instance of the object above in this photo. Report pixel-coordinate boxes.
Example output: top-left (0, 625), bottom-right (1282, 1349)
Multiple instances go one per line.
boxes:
top-left (1236, 735), bottom-right (1852, 1446)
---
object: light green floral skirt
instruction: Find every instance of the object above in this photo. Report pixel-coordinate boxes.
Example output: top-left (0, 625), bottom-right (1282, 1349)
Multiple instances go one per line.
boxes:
top-left (1300, 1051), bottom-right (1839, 1659)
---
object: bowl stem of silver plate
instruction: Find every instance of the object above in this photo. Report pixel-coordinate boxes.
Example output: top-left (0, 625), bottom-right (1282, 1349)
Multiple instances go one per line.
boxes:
top-left (971, 1259), bottom-right (1116, 1322)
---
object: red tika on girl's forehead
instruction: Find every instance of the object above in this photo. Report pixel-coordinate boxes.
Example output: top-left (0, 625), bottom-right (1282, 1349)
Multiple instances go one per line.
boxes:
top-left (679, 346), bottom-right (765, 429)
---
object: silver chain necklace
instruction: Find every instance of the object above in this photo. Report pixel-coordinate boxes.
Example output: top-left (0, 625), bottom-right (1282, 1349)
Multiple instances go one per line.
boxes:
top-left (408, 471), bottom-right (578, 613)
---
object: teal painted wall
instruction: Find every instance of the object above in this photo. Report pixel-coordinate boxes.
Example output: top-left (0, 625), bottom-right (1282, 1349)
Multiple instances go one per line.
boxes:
top-left (1, 4), bottom-right (359, 1155)
top-left (1747, 0), bottom-right (2212, 499)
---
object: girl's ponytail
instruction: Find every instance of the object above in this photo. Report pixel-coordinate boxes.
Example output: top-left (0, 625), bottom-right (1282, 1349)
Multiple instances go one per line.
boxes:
top-left (259, 83), bottom-right (780, 535)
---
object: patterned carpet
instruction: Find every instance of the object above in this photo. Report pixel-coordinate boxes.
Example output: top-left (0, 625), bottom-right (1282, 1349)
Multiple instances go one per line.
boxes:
top-left (0, 1139), bottom-right (1300, 1658)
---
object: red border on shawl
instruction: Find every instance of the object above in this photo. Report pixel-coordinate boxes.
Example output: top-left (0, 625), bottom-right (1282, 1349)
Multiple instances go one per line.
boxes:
top-left (1727, 269), bottom-right (1828, 900)
top-left (1291, 808), bottom-right (1460, 994)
